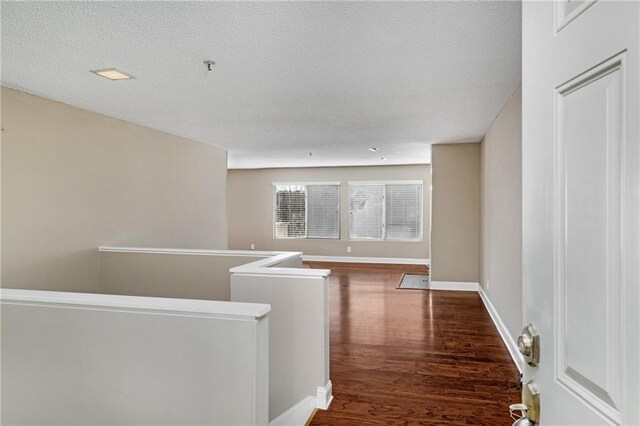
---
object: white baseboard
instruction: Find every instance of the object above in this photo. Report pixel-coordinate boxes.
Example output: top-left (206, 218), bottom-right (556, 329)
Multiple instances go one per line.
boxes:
top-left (302, 255), bottom-right (430, 266)
top-left (269, 396), bottom-right (316, 426)
top-left (429, 281), bottom-right (479, 291)
top-left (316, 380), bottom-right (333, 410)
top-left (269, 382), bottom-right (332, 426)
top-left (477, 286), bottom-right (524, 373)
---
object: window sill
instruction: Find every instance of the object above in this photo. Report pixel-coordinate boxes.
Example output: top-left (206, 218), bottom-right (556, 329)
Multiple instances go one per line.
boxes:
top-left (274, 237), bottom-right (340, 241)
top-left (348, 239), bottom-right (424, 243)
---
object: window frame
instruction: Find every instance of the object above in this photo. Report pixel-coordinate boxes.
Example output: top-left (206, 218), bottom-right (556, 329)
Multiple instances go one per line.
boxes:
top-left (347, 180), bottom-right (423, 242)
top-left (272, 182), bottom-right (341, 240)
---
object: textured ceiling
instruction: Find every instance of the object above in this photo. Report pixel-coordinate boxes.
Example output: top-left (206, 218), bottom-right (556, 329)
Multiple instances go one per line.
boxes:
top-left (1, 1), bottom-right (521, 169)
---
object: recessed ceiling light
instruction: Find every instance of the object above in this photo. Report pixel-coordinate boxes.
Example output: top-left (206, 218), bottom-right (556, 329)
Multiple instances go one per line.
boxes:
top-left (380, 157), bottom-right (387, 161)
top-left (368, 147), bottom-right (379, 152)
top-left (91, 68), bottom-right (134, 80)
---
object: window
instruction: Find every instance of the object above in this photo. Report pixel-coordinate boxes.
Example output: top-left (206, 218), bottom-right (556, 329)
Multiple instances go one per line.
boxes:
top-left (349, 181), bottom-right (422, 241)
top-left (349, 184), bottom-right (384, 240)
top-left (274, 183), bottom-right (340, 239)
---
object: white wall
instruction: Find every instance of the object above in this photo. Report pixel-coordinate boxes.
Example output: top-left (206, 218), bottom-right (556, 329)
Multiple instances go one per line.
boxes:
top-left (97, 248), bottom-right (331, 422)
top-left (1, 289), bottom-right (269, 425)
top-left (480, 87), bottom-right (522, 342)
top-left (231, 267), bottom-right (330, 421)
top-left (1, 88), bottom-right (228, 293)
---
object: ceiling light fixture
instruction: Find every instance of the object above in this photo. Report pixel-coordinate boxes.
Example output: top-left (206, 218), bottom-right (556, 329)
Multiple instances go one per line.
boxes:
top-left (380, 157), bottom-right (387, 161)
top-left (91, 68), bottom-right (134, 80)
top-left (368, 147), bottom-right (379, 152)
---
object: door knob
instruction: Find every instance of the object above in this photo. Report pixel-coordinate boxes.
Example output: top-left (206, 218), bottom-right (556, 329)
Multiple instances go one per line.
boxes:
top-left (518, 324), bottom-right (540, 367)
top-left (518, 333), bottom-right (533, 357)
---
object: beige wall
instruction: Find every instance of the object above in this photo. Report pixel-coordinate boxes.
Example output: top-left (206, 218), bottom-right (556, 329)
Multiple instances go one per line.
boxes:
top-left (481, 87), bottom-right (522, 340)
top-left (99, 251), bottom-right (267, 301)
top-left (430, 143), bottom-right (481, 282)
top-left (1, 88), bottom-right (228, 292)
top-left (227, 165), bottom-right (431, 259)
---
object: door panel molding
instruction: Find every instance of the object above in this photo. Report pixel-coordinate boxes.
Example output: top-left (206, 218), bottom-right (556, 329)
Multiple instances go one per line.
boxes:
top-left (553, 52), bottom-right (626, 425)
top-left (555, 0), bottom-right (599, 33)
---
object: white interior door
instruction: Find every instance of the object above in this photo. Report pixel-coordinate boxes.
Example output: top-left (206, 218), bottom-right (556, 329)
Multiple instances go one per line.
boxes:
top-left (522, 1), bottom-right (639, 424)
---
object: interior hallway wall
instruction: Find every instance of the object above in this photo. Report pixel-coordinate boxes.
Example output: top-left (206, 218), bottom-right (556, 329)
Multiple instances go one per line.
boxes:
top-left (1, 88), bottom-right (228, 292)
top-left (227, 165), bottom-right (430, 259)
top-left (430, 143), bottom-right (481, 282)
top-left (480, 86), bottom-right (522, 341)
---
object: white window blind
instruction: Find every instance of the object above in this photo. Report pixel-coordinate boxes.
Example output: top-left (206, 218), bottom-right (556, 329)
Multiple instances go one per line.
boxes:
top-left (385, 184), bottom-right (422, 240)
top-left (307, 185), bottom-right (340, 239)
top-left (349, 184), bottom-right (384, 240)
top-left (274, 183), bottom-right (340, 239)
top-left (274, 184), bottom-right (306, 238)
top-left (349, 182), bottom-right (422, 241)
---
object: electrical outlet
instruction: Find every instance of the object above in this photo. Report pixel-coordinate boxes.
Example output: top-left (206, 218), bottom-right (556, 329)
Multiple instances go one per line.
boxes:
top-left (347, 246), bottom-right (352, 253)
top-left (250, 244), bottom-right (255, 250)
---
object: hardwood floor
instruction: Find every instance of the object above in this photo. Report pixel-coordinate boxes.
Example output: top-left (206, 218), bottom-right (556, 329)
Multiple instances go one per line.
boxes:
top-left (305, 262), bottom-right (520, 425)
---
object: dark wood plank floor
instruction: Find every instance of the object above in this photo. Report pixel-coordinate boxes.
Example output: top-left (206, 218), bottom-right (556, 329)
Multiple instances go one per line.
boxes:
top-left (305, 262), bottom-right (520, 425)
